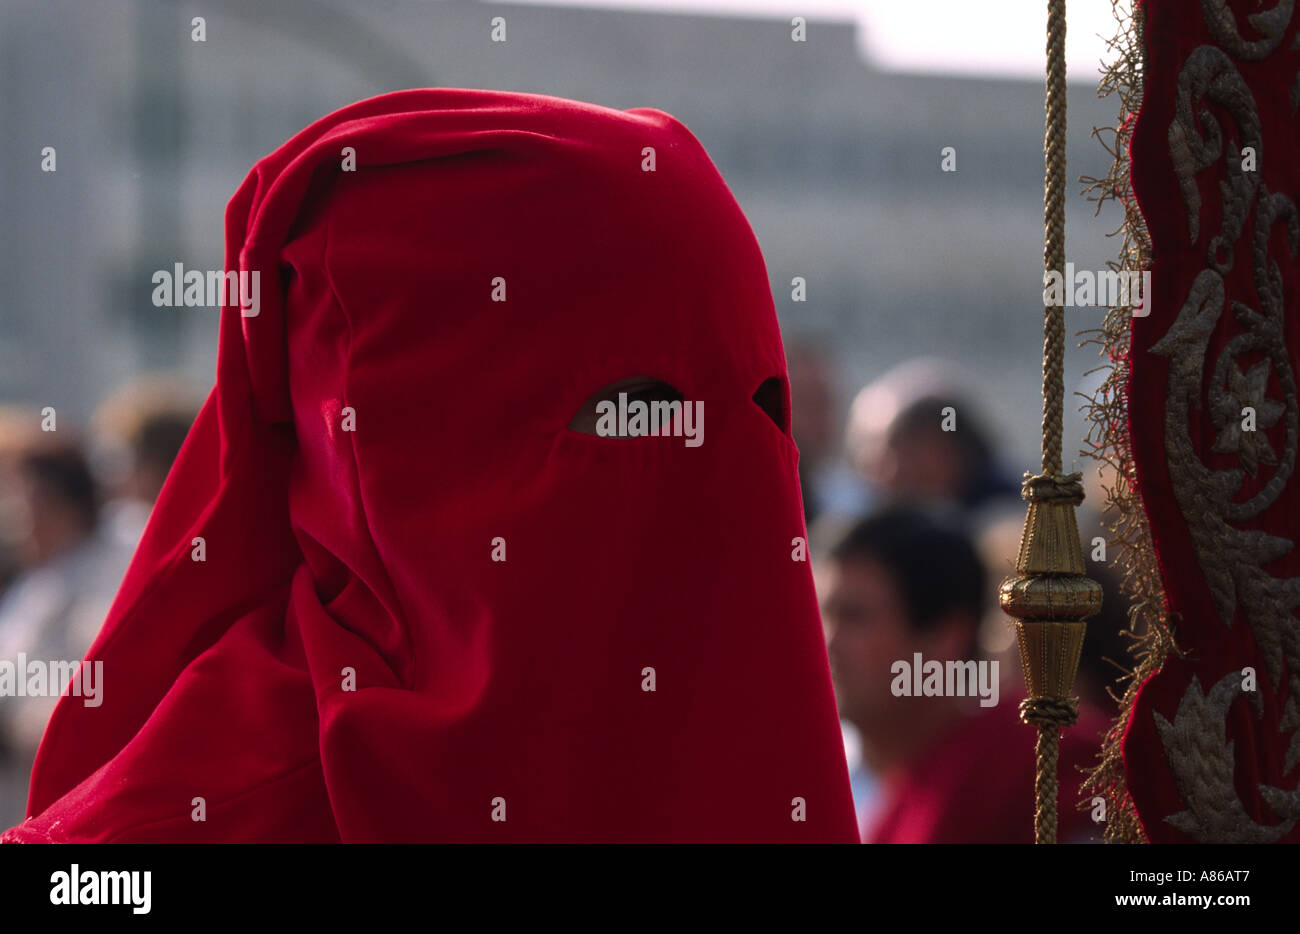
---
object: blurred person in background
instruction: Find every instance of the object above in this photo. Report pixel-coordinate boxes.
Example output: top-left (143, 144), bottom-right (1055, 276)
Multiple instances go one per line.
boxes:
top-left (806, 508), bottom-right (878, 820)
top-left (818, 505), bottom-right (1107, 843)
top-left (845, 357), bottom-right (1019, 518)
top-left (786, 339), bottom-right (870, 525)
top-left (90, 376), bottom-right (201, 550)
top-left (0, 432), bottom-right (133, 827)
top-left (0, 409), bottom-right (40, 597)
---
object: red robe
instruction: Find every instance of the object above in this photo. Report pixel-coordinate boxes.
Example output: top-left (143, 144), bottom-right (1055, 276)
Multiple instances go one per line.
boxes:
top-left (863, 693), bottom-right (1108, 844)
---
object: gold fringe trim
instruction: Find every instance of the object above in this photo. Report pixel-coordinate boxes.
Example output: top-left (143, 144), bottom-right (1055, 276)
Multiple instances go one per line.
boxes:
top-left (1076, 0), bottom-right (1184, 844)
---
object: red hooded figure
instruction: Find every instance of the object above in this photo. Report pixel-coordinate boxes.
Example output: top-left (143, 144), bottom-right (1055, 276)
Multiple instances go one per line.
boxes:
top-left (2, 89), bottom-right (859, 842)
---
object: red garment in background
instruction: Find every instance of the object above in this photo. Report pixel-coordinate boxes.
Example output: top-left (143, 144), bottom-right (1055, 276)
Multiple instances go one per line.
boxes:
top-left (863, 694), bottom-right (1108, 844)
top-left (2, 89), bottom-right (858, 842)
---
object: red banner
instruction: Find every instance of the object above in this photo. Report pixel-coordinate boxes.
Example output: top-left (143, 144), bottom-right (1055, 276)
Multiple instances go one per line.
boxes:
top-left (1126, 0), bottom-right (1300, 841)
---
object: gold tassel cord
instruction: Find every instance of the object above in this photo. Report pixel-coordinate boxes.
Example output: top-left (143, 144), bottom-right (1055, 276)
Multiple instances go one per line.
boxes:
top-left (998, 0), bottom-right (1103, 844)
top-left (1042, 0), bottom-right (1067, 479)
top-left (1023, 697), bottom-right (1078, 843)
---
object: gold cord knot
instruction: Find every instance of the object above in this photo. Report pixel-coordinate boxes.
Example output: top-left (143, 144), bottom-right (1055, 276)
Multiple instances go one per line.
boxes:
top-left (1021, 471), bottom-right (1084, 503)
top-left (1019, 695), bottom-right (1080, 728)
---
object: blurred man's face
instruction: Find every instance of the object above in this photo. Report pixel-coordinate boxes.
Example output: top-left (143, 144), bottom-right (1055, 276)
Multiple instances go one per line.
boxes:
top-left (820, 556), bottom-right (913, 735)
top-left (875, 430), bottom-right (964, 502)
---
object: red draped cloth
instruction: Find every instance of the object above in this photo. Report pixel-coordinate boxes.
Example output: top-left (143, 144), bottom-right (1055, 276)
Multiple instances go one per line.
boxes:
top-left (2, 89), bottom-right (858, 842)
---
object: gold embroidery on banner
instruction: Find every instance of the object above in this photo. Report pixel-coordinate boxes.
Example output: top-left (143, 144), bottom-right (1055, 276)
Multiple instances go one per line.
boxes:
top-left (1080, 0), bottom-right (1300, 844)
top-left (1155, 673), bottom-right (1297, 841)
top-left (1168, 46), bottom-right (1260, 251)
top-left (1147, 21), bottom-right (1300, 839)
top-left (1200, 0), bottom-right (1294, 61)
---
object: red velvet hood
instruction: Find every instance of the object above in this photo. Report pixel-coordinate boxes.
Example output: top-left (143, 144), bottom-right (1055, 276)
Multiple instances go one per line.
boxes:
top-left (4, 88), bottom-right (857, 842)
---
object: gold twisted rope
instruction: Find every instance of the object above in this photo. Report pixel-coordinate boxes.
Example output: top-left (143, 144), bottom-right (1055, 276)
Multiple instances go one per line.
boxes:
top-left (1042, 0), bottom-right (1067, 479)
top-left (1021, 696), bottom-right (1079, 843)
top-left (1022, 0), bottom-right (1072, 845)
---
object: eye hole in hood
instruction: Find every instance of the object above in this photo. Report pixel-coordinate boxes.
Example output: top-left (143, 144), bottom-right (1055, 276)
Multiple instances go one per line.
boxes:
top-left (752, 375), bottom-right (789, 435)
top-left (568, 377), bottom-right (686, 436)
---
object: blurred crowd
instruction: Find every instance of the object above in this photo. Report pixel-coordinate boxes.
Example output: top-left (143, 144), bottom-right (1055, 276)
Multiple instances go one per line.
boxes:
top-left (794, 343), bottom-right (1131, 843)
top-left (0, 377), bottom-right (199, 827)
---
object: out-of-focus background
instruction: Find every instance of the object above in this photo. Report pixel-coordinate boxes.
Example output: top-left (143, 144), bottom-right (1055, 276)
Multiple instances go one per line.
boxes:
top-left (0, 0), bottom-right (1134, 839)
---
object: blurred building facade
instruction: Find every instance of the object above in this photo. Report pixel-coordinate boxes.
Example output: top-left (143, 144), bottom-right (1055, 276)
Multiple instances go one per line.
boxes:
top-left (0, 0), bottom-right (1120, 467)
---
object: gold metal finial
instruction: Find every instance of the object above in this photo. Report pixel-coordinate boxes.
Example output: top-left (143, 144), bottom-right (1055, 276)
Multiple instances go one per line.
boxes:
top-left (1001, 471), bottom-right (1102, 842)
